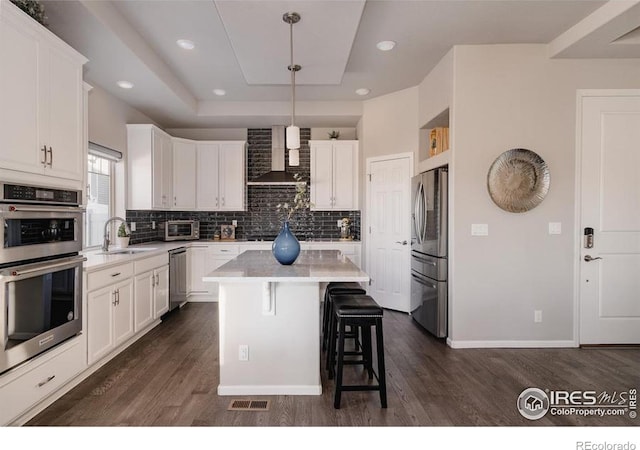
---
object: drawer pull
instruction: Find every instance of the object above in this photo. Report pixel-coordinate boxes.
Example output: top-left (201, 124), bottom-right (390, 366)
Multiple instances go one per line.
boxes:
top-left (37, 375), bottom-right (56, 388)
top-left (111, 272), bottom-right (121, 277)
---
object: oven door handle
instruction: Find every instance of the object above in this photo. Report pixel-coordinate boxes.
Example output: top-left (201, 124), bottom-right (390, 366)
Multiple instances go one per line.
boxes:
top-left (3, 256), bottom-right (86, 279)
top-left (7, 206), bottom-right (86, 213)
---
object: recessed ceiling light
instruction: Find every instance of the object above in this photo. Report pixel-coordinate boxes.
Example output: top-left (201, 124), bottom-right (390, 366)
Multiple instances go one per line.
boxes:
top-left (117, 80), bottom-right (134, 89)
top-left (176, 39), bottom-right (195, 50)
top-left (376, 40), bottom-right (396, 51)
top-left (213, 89), bottom-right (226, 96)
top-left (356, 88), bottom-right (370, 96)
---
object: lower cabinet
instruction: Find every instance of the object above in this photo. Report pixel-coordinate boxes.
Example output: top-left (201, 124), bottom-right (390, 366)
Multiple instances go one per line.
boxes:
top-left (134, 265), bottom-right (169, 332)
top-left (189, 244), bottom-right (239, 300)
top-left (87, 278), bottom-right (134, 365)
top-left (0, 337), bottom-right (85, 425)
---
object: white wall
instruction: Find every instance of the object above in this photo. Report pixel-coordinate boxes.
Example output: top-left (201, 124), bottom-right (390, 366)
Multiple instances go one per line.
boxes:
top-left (88, 85), bottom-right (157, 154)
top-left (88, 85), bottom-right (157, 218)
top-left (449, 44), bottom-right (640, 346)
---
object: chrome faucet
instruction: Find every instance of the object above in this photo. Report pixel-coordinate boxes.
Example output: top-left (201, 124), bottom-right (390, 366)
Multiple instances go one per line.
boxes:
top-left (102, 216), bottom-right (130, 252)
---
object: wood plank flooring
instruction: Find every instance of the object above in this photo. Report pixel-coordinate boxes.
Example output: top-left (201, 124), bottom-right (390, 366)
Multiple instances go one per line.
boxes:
top-left (27, 303), bottom-right (640, 426)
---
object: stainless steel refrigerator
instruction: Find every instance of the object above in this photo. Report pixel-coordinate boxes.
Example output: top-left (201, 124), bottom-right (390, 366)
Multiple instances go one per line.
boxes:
top-left (410, 167), bottom-right (448, 338)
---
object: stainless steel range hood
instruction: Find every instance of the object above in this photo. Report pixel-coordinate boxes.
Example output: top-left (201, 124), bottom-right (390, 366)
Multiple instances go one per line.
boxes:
top-left (247, 126), bottom-right (304, 186)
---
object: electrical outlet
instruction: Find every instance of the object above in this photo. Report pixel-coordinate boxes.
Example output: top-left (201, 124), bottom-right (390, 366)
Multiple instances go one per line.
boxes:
top-left (239, 345), bottom-right (249, 361)
top-left (232, 220), bottom-right (238, 227)
top-left (130, 222), bottom-right (136, 232)
top-left (534, 310), bottom-right (542, 323)
top-left (471, 224), bottom-right (489, 236)
top-left (151, 221), bottom-right (156, 230)
top-left (548, 222), bottom-right (562, 235)
top-left (337, 220), bottom-right (342, 228)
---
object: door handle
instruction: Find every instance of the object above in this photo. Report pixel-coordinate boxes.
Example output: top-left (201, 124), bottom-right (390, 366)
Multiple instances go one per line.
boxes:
top-left (584, 255), bottom-right (602, 262)
top-left (48, 146), bottom-right (53, 166)
top-left (37, 375), bottom-right (56, 388)
top-left (395, 240), bottom-right (408, 245)
top-left (41, 146), bottom-right (47, 165)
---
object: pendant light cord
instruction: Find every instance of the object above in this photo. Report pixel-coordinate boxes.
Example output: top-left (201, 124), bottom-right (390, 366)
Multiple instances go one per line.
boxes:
top-left (289, 19), bottom-right (295, 127)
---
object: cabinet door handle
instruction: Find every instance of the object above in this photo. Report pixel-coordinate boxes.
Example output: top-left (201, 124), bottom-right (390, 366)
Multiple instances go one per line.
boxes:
top-left (222, 197), bottom-right (225, 207)
top-left (112, 290), bottom-right (118, 306)
top-left (155, 273), bottom-right (159, 285)
top-left (111, 272), bottom-right (121, 277)
top-left (47, 146), bottom-right (53, 167)
top-left (152, 274), bottom-right (156, 287)
top-left (41, 146), bottom-right (47, 165)
top-left (37, 375), bottom-right (56, 388)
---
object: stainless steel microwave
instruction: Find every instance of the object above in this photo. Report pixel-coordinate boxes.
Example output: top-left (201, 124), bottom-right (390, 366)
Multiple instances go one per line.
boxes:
top-left (160, 220), bottom-right (199, 241)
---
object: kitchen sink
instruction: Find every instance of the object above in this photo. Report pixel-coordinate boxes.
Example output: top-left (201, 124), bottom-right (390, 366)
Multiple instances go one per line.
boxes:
top-left (99, 247), bottom-right (158, 255)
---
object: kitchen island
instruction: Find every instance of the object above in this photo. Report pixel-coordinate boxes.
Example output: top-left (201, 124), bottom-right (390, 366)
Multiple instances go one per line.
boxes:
top-left (203, 250), bottom-right (368, 395)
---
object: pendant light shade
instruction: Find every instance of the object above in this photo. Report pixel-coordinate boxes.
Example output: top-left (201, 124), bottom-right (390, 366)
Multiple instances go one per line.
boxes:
top-left (284, 12), bottom-right (301, 165)
top-left (286, 125), bottom-right (300, 150)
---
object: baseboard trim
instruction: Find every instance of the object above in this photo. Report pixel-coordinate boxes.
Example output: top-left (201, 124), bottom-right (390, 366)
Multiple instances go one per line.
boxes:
top-left (187, 296), bottom-right (217, 303)
top-left (447, 339), bottom-right (578, 349)
top-left (217, 384), bottom-right (322, 396)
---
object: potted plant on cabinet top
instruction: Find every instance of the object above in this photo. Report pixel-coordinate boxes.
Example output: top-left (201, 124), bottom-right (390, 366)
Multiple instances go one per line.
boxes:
top-left (116, 222), bottom-right (130, 248)
top-left (328, 130), bottom-right (340, 140)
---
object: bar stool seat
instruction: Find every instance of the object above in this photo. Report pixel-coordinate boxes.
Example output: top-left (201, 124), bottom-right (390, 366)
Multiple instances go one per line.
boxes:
top-left (328, 294), bottom-right (387, 409)
top-left (322, 282), bottom-right (366, 352)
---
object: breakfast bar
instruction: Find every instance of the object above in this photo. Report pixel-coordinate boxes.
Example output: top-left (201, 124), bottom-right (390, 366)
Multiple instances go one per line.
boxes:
top-left (203, 249), bottom-right (369, 396)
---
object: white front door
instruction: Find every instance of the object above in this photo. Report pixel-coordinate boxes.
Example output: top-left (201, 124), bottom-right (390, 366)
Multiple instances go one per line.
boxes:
top-left (366, 154), bottom-right (412, 312)
top-left (579, 92), bottom-right (640, 344)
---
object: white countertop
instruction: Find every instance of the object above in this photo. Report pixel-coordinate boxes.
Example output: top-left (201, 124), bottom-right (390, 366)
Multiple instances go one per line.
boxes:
top-left (202, 249), bottom-right (369, 283)
top-left (82, 240), bottom-right (361, 272)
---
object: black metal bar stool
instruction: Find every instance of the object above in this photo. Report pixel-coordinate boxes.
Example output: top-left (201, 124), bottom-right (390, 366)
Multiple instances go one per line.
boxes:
top-left (329, 294), bottom-right (387, 409)
top-left (322, 282), bottom-right (366, 352)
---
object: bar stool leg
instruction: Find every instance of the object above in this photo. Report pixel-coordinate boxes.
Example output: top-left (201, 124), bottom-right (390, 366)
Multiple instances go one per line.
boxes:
top-left (375, 317), bottom-right (387, 408)
top-left (322, 289), bottom-right (330, 351)
top-left (327, 310), bottom-right (337, 379)
top-left (334, 318), bottom-right (347, 409)
top-left (362, 324), bottom-right (373, 379)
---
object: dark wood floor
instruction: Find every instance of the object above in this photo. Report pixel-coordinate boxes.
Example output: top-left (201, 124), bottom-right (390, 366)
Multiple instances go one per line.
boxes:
top-left (27, 303), bottom-right (639, 426)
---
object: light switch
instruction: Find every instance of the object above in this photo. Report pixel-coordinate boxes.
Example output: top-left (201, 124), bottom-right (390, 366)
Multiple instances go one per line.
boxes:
top-left (130, 222), bottom-right (136, 232)
top-left (471, 224), bottom-right (489, 236)
top-left (548, 222), bottom-right (562, 235)
top-left (232, 220), bottom-right (238, 227)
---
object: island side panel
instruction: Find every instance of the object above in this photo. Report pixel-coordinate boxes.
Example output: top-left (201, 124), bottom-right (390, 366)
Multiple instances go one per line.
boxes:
top-left (217, 281), bottom-right (322, 395)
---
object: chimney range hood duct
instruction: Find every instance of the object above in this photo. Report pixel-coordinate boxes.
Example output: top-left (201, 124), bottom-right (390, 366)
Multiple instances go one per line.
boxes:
top-left (247, 126), bottom-right (304, 186)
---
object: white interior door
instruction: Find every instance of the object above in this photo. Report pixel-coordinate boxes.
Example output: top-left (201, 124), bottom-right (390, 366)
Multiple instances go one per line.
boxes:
top-left (367, 155), bottom-right (412, 312)
top-left (579, 93), bottom-right (640, 344)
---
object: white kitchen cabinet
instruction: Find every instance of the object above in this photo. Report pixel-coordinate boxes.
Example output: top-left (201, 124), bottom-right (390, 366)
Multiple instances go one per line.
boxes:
top-left (188, 243), bottom-right (239, 300)
top-left (196, 141), bottom-right (246, 211)
top-left (0, 1), bottom-right (86, 181)
top-left (172, 138), bottom-right (196, 209)
top-left (127, 124), bottom-right (173, 210)
top-left (309, 140), bottom-right (358, 210)
top-left (0, 337), bottom-right (85, 426)
top-left (134, 254), bottom-right (169, 329)
top-left (87, 278), bottom-right (134, 365)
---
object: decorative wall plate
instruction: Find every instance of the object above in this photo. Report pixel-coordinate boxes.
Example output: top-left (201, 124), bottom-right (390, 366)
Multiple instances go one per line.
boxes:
top-left (487, 148), bottom-right (549, 213)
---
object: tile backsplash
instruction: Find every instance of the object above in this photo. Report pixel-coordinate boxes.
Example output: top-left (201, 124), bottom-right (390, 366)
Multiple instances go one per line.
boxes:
top-left (127, 128), bottom-right (360, 243)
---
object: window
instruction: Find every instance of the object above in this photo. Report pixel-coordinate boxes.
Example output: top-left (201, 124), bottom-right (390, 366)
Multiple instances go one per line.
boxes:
top-left (85, 143), bottom-right (122, 248)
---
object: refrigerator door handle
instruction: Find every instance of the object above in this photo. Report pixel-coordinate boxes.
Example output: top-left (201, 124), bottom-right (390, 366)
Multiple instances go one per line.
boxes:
top-left (420, 182), bottom-right (428, 243)
top-left (412, 254), bottom-right (437, 266)
top-left (414, 182), bottom-right (426, 244)
top-left (411, 272), bottom-right (436, 289)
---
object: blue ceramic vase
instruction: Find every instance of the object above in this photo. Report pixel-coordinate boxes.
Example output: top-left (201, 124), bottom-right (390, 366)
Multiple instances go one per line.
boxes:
top-left (272, 221), bottom-right (300, 265)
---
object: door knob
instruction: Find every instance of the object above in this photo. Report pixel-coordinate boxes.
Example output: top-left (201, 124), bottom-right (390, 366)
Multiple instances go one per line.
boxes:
top-left (395, 240), bottom-right (408, 245)
top-left (584, 255), bottom-right (602, 262)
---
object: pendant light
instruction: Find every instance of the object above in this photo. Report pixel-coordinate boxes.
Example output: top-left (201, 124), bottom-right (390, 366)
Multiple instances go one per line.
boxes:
top-left (283, 12), bottom-right (301, 166)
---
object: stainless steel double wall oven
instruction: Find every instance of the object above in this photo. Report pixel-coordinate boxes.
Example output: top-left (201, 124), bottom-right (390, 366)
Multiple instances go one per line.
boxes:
top-left (0, 182), bottom-right (85, 374)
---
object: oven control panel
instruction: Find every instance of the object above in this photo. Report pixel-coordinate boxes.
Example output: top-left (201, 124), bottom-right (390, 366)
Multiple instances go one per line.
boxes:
top-left (1, 183), bottom-right (81, 206)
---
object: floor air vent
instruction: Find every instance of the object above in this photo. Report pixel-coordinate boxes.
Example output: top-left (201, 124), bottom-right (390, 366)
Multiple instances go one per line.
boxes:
top-left (227, 399), bottom-right (271, 411)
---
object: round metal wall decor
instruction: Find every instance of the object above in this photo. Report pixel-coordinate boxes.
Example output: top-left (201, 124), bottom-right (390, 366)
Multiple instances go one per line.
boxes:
top-left (487, 148), bottom-right (549, 213)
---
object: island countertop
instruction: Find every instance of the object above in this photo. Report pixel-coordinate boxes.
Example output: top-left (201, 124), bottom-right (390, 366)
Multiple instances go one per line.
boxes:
top-left (202, 249), bottom-right (369, 283)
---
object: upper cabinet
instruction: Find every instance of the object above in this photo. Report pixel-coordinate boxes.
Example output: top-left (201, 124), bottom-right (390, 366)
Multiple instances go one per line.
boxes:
top-left (172, 138), bottom-right (196, 209)
top-left (196, 142), bottom-right (245, 211)
top-left (0, 1), bottom-right (86, 182)
top-left (127, 126), bottom-right (245, 211)
top-left (309, 140), bottom-right (358, 210)
top-left (127, 124), bottom-right (173, 210)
